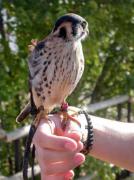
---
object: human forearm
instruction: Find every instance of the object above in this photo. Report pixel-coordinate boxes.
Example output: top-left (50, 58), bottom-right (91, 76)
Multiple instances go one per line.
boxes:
top-left (90, 115), bottom-right (134, 172)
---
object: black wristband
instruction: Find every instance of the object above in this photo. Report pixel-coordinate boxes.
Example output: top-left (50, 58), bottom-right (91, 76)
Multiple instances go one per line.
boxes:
top-left (78, 110), bottom-right (94, 155)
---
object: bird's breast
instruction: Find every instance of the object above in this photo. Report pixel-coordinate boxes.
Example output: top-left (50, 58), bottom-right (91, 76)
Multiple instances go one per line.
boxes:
top-left (30, 40), bottom-right (84, 110)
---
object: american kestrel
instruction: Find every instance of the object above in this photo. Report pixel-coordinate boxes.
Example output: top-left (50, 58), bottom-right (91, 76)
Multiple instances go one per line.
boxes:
top-left (17, 13), bottom-right (89, 179)
top-left (17, 13), bottom-right (89, 128)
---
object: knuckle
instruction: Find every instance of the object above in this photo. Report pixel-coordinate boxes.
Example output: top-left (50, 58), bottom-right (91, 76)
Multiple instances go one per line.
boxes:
top-left (39, 149), bottom-right (50, 163)
top-left (77, 141), bottom-right (84, 151)
top-left (36, 131), bottom-right (47, 147)
top-left (42, 151), bottom-right (50, 163)
top-left (44, 164), bottom-right (52, 175)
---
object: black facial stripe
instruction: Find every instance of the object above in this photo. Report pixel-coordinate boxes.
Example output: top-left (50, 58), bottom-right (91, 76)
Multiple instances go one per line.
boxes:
top-left (72, 24), bottom-right (78, 36)
top-left (59, 27), bottom-right (67, 39)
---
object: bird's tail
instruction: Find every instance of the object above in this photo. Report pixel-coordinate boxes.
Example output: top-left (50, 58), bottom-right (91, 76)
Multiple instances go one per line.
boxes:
top-left (16, 102), bottom-right (31, 123)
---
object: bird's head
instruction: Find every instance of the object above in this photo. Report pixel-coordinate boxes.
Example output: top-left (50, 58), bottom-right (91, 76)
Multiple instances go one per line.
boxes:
top-left (52, 13), bottom-right (89, 42)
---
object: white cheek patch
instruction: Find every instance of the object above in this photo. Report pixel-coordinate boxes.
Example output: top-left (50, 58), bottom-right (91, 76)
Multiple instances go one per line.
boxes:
top-left (77, 25), bottom-right (83, 36)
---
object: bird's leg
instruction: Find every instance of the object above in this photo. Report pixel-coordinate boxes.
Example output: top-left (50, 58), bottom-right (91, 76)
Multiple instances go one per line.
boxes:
top-left (60, 102), bottom-right (81, 130)
top-left (33, 108), bottom-right (49, 127)
top-left (28, 39), bottom-right (38, 52)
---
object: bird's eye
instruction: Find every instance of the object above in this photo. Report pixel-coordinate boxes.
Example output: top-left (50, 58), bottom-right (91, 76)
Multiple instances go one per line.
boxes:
top-left (59, 27), bottom-right (67, 39)
top-left (81, 21), bottom-right (87, 29)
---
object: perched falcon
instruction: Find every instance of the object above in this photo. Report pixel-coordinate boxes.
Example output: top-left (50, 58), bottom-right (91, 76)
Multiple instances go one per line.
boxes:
top-left (17, 13), bottom-right (89, 127)
top-left (17, 13), bottom-right (89, 179)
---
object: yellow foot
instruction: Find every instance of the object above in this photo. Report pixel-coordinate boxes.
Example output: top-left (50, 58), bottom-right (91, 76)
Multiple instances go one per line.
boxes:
top-left (33, 109), bottom-right (49, 127)
top-left (60, 111), bottom-right (81, 131)
top-left (60, 102), bottom-right (81, 130)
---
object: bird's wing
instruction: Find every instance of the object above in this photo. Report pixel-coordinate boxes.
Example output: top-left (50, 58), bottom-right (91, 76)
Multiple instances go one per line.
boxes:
top-left (28, 39), bottom-right (48, 113)
top-left (16, 40), bottom-right (47, 122)
top-left (28, 40), bottom-right (46, 80)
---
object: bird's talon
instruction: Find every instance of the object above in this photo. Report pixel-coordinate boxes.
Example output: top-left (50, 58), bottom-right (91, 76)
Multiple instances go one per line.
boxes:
top-left (60, 109), bottom-right (81, 131)
top-left (67, 114), bottom-right (81, 127)
top-left (33, 109), bottom-right (49, 127)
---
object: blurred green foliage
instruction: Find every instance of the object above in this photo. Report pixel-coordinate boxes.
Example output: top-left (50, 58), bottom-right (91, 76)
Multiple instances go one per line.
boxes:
top-left (0, 0), bottom-right (134, 179)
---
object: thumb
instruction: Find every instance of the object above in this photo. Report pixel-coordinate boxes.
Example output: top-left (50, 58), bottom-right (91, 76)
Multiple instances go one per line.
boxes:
top-left (32, 117), bottom-right (55, 146)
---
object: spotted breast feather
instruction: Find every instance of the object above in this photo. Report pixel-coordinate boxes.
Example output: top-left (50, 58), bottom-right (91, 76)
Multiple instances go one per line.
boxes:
top-left (28, 36), bottom-right (84, 113)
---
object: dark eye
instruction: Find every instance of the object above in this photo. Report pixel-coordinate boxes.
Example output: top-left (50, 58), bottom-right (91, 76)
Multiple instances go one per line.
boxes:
top-left (59, 27), bottom-right (67, 39)
top-left (81, 21), bottom-right (87, 29)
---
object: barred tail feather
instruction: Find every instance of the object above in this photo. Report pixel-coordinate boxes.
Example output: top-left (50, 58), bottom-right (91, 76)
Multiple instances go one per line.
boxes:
top-left (16, 102), bottom-right (31, 123)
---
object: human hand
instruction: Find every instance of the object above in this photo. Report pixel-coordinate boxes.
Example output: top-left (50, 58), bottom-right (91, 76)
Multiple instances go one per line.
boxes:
top-left (33, 111), bottom-right (85, 180)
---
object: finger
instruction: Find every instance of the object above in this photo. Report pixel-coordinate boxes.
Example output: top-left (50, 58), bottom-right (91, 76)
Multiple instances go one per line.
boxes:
top-left (41, 170), bottom-right (74, 180)
top-left (64, 170), bottom-right (74, 179)
top-left (33, 116), bottom-right (78, 151)
top-left (35, 142), bottom-right (83, 163)
top-left (64, 112), bottom-right (88, 152)
top-left (41, 175), bottom-right (65, 180)
top-left (33, 114), bottom-right (62, 138)
top-left (43, 153), bottom-right (85, 175)
top-left (34, 129), bottom-right (78, 151)
top-left (36, 146), bottom-right (74, 163)
top-left (33, 119), bottom-right (55, 145)
top-left (64, 133), bottom-right (84, 151)
top-left (65, 131), bottom-right (82, 142)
